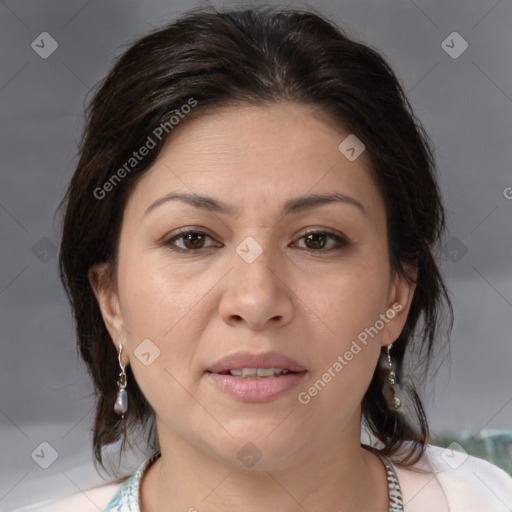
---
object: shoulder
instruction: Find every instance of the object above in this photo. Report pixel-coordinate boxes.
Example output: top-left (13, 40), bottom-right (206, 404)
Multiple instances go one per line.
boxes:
top-left (9, 481), bottom-right (124, 512)
top-left (10, 451), bottom-right (161, 512)
top-left (392, 443), bottom-right (512, 512)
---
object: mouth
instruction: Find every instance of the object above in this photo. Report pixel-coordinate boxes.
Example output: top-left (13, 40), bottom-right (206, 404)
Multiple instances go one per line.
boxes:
top-left (213, 368), bottom-right (302, 378)
top-left (206, 350), bottom-right (307, 374)
top-left (205, 351), bottom-right (308, 402)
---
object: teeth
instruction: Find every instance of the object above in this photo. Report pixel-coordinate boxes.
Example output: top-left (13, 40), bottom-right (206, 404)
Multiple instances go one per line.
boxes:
top-left (256, 368), bottom-right (279, 377)
top-left (228, 368), bottom-right (289, 378)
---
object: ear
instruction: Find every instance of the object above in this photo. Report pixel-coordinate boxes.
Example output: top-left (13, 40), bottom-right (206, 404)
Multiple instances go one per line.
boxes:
top-left (382, 262), bottom-right (418, 346)
top-left (88, 263), bottom-right (129, 364)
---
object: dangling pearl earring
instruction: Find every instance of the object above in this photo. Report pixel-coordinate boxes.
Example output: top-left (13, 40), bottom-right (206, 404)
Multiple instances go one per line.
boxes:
top-left (114, 344), bottom-right (128, 417)
top-left (387, 341), bottom-right (401, 409)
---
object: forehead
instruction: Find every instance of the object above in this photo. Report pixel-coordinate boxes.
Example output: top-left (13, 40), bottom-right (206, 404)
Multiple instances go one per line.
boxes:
top-left (124, 103), bottom-right (384, 227)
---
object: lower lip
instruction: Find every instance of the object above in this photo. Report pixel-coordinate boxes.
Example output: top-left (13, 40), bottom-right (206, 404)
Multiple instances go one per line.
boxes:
top-left (206, 371), bottom-right (307, 402)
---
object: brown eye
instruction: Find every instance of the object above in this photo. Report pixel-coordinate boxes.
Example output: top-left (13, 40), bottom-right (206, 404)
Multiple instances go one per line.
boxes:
top-left (304, 232), bottom-right (327, 250)
top-left (294, 230), bottom-right (348, 252)
top-left (181, 232), bottom-right (206, 250)
top-left (164, 229), bottom-right (219, 252)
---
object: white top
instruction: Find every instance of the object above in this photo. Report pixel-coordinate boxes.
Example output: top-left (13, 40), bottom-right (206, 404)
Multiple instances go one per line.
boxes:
top-left (10, 444), bottom-right (512, 511)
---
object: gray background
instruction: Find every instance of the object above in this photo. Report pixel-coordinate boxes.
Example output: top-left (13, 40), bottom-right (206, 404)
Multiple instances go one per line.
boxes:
top-left (1, 0), bottom-right (511, 510)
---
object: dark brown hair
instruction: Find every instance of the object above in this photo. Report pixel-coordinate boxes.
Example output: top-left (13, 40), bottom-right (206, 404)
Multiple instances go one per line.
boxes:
top-left (58, 4), bottom-right (453, 477)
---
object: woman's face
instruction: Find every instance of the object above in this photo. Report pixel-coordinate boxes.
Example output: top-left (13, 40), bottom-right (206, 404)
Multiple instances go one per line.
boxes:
top-left (92, 103), bottom-right (415, 469)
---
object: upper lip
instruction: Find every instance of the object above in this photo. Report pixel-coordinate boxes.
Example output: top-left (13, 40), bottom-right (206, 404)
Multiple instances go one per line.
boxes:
top-left (206, 351), bottom-right (307, 373)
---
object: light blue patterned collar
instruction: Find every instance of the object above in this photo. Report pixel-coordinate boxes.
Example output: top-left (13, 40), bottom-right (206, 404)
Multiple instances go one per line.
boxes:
top-left (103, 451), bottom-right (161, 511)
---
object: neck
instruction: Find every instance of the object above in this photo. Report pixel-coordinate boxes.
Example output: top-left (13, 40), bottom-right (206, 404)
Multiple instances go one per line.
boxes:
top-left (140, 422), bottom-right (389, 512)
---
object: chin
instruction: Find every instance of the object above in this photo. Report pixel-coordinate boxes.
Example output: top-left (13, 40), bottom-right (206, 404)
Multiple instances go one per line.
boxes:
top-left (205, 429), bottom-right (305, 472)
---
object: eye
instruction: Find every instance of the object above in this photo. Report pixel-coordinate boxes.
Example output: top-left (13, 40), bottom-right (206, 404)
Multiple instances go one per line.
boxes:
top-left (164, 229), bottom-right (220, 251)
top-left (163, 228), bottom-right (349, 253)
top-left (293, 230), bottom-right (349, 252)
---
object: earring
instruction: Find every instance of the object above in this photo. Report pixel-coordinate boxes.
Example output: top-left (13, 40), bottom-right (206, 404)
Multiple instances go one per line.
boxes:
top-left (386, 342), bottom-right (401, 409)
top-left (114, 344), bottom-right (128, 418)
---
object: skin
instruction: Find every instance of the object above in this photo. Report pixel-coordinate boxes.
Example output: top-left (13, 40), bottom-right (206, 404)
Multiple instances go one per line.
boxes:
top-left (90, 103), bottom-right (416, 512)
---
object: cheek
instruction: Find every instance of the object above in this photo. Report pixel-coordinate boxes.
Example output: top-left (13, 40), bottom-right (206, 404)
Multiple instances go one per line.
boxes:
top-left (307, 261), bottom-right (390, 342)
top-left (116, 256), bottom-right (201, 417)
top-left (115, 251), bottom-right (205, 404)
top-left (301, 261), bottom-right (389, 395)
top-left (117, 249), bottom-right (206, 338)
top-left (300, 289), bottom-right (384, 422)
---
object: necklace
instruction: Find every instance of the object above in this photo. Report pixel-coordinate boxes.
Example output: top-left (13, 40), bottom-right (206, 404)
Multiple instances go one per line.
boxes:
top-left (136, 451), bottom-right (404, 512)
top-left (378, 453), bottom-right (404, 512)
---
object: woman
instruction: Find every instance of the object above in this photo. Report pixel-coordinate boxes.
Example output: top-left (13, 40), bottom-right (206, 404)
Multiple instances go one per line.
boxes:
top-left (34, 5), bottom-right (512, 512)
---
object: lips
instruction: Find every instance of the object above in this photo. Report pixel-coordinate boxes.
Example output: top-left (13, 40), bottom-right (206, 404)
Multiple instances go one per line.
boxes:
top-left (206, 350), bottom-right (307, 374)
top-left (205, 351), bottom-right (308, 402)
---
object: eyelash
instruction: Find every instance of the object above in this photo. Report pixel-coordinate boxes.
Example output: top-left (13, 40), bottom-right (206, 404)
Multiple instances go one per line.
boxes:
top-left (163, 228), bottom-right (349, 253)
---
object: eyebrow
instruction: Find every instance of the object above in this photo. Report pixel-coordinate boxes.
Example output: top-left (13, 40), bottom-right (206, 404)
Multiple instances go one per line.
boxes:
top-left (144, 191), bottom-right (367, 217)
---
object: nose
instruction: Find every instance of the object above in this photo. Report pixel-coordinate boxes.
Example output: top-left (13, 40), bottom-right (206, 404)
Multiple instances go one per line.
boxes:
top-left (218, 244), bottom-right (294, 331)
